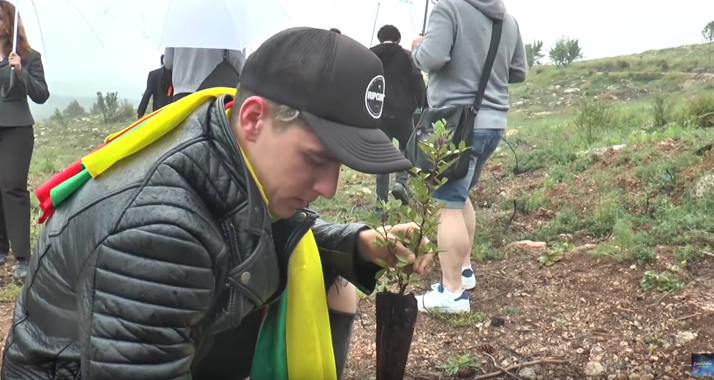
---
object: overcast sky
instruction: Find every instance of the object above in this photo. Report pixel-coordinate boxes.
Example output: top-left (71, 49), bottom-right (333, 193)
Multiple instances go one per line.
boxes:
top-left (16, 0), bottom-right (714, 97)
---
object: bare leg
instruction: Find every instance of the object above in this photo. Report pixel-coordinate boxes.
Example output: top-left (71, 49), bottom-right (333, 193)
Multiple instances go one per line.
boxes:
top-left (437, 208), bottom-right (471, 294)
top-left (462, 197), bottom-right (476, 268)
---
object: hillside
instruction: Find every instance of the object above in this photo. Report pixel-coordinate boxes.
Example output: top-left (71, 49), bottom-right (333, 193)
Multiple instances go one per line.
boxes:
top-left (0, 43), bottom-right (713, 379)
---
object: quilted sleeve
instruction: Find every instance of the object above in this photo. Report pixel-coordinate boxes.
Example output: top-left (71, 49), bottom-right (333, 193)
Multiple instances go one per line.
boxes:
top-left (77, 204), bottom-right (221, 379)
top-left (311, 218), bottom-right (381, 295)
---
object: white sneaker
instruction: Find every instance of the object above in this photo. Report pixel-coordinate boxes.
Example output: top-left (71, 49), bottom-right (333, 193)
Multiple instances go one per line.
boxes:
top-left (416, 284), bottom-right (470, 314)
top-left (430, 268), bottom-right (477, 291)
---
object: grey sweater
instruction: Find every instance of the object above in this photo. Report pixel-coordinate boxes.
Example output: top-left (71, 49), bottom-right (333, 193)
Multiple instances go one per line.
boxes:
top-left (412, 0), bottom-right (527, 130)
top-left (164, 47), bottom-right (246, 95)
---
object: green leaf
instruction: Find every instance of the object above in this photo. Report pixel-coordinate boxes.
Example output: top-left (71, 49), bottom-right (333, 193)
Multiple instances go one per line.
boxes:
top-left (376, 258), bottom-right (389, 268)
top-left (375, 268), bottom-right (387, 279)
top-left (396, 253), bottom-right (410, 264)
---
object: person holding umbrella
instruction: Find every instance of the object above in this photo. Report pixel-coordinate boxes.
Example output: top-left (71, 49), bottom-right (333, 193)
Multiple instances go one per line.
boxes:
top-left (0, 0), bottom-right (49, 282)
top-left (1, 27), bottom-right (430, 380)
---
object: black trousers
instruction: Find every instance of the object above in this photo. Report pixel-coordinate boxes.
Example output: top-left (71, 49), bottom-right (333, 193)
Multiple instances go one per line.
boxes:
top-left (375, 115), bottom-right (413, 201)
top-left (0, 126), bottom-right (34, 260)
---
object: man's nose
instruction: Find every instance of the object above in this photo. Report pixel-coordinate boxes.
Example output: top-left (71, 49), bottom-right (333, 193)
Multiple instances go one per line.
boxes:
top-left (313, 166), bottom-right (340, 199)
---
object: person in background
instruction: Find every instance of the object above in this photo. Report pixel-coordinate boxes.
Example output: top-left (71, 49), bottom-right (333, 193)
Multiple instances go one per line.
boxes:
top-left (370, 24), bottom-right (425, 206)
top-left (411, 0), bottom-right (527, 313)
top-left (164, 47), bottom-right (245, 102)
top-left (137, 54), bottom-right (172, 119)
top-left (0, 0), bottom-right (49, 282)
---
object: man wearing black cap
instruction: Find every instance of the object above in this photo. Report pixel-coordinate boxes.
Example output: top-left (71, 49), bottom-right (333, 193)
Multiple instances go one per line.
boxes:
top-left (1, 27), bottom-right (429, 380)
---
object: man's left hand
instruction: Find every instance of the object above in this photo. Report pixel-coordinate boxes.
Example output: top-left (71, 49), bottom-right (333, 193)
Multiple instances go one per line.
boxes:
top-left (8, 52), bottom-right (22, 74)
top-left (412, 37), bottom-right (424, 50)
top-left (356, 223), bottom-right (433, 275)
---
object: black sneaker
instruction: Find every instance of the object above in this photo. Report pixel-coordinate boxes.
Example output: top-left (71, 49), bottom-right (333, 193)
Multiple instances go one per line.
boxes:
top-left (13, 261), bottom-right (28, 282)
top-left (391, 183), bottom-right (409, 205)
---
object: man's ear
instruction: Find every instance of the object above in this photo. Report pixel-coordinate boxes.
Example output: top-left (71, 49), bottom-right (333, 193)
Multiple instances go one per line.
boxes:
top-left (236, 96), bottom-right (270, 143)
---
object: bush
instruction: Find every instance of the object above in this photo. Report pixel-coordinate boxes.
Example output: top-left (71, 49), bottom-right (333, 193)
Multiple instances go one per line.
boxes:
top-left (652, 93), bottom-right (672, 128)
top-left (686, 94), bottom-right (714, 128)
top-left (63, 100), bottom-right (87, 119)
top-left (573, 98), bottom-right (614, 144)
top-left (549, 36), bottom-right (584, 67)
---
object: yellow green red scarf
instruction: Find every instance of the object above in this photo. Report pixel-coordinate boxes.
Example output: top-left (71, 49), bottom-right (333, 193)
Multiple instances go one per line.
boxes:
top-left (34, 87), bottom-right (337, 380)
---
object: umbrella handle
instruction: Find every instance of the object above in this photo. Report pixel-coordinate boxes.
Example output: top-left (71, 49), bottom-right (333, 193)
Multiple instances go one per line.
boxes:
top-left (1, 1), bottom-right (20, 99)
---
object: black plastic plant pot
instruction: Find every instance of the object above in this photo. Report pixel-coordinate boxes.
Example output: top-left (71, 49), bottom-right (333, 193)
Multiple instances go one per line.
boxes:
top-left (375, 291), bottom-right (419, 380)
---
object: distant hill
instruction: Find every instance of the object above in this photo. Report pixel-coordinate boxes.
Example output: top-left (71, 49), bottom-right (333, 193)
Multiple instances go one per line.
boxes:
top-left (29, 79), bottom-right (143, 121)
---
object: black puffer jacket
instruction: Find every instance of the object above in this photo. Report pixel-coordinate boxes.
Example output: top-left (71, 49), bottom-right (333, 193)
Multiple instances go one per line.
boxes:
top-left (1, 94), bottom-right (380, 379)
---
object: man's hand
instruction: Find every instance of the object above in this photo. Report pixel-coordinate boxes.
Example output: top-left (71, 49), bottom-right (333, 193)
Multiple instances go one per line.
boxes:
top-left (8, 52), bottom-right (22, 74)
top-left (412, 36), bottom-right (424, 50)
top-left (356, 223), bottom-right (433, 275)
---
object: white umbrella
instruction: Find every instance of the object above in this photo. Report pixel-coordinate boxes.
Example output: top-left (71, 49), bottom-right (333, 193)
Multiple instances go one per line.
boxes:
top-left (0, 0), bottom-right (103, 97)
top-left (96, 0), bottom-right (339, 51)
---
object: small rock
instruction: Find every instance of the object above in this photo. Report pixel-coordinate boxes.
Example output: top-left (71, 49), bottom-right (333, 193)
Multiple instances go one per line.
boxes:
top-left (649, 355), bottom-right (658, 362)
top-left (640, 374), bottom-right (653, 380)
top-left (508, 240), bottom-right (547, 253)
top-left (584, 361), bottom-right (605, 376)
top-left (629, 374), bottom-right (640, 380)
top-left (608, 375), bottom-right (616, 380)
top-left (675, 331), bottom-right (697, 345)
top-left (518, 367), bottom-right (537, 379)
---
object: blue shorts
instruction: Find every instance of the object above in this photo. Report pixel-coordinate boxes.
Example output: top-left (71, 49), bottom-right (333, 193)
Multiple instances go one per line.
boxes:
top-left (432, 128), bottom-right (504, 209)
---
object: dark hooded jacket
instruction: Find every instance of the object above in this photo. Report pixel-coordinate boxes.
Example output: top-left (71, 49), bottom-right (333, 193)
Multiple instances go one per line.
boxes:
top-left (0, 93), bottom-right (381, 380)
top-left (370, 43), bottom-right (426, 119)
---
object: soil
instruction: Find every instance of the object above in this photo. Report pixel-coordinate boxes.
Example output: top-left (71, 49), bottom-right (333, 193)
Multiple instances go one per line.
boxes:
top-left (343, 140), bottom-right (714, 380)
top-left (0, 258), bottom-right (19, 361)
top-left (344, 250), bottom-right (714, 380)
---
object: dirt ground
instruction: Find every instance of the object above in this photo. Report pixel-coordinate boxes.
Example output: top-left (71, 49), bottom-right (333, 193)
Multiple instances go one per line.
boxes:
top-left (342, 142), bottom-right (714, 379)
top-left (344, 251), bottom-right (714, 380)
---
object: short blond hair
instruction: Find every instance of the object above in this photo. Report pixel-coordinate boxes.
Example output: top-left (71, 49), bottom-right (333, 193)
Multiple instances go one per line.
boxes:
top-left (230, 87), bottom-right (304, 129)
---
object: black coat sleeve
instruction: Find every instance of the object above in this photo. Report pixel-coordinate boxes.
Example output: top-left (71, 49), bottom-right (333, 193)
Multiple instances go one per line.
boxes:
top-left (137, 71), bottom-right (157, 117)
top-left (15, 51), bottom-right (49, 104)
top-left (77, 206), bottom-right (218, 379)
top-left (311, 218), bottom-right (381, 294)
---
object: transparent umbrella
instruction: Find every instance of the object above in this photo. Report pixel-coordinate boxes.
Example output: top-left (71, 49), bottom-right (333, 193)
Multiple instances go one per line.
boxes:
top-left (95, 0), bottom-right (339, 51)
top-left (0, 0), bottom-right (103, 97)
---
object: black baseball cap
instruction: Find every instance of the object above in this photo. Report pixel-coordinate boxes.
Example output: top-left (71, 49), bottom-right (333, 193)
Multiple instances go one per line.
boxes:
top-left (239, 27), bottom-right (413, 175)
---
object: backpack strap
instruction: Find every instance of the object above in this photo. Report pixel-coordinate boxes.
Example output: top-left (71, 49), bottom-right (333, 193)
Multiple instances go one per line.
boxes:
top-left (470, 20), bottom-right (503, 111)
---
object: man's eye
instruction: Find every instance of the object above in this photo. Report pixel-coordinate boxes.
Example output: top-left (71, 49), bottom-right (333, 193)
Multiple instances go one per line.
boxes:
top-left (305, 155), bottom-right (325, 167)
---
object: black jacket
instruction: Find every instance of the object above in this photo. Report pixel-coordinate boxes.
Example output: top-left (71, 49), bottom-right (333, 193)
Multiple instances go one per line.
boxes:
top-left (370, 43), bottom-right (425, 119)
top-left (1, 94), bottom-right (380, 379)
top-left (0, 48), bottom-right (50, 127)
top-left (137, 67), bottom-right (172, 117)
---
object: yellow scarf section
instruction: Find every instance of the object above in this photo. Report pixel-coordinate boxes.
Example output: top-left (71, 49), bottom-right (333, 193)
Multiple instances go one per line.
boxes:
top-left (83, 88), bottom-right (336, 379)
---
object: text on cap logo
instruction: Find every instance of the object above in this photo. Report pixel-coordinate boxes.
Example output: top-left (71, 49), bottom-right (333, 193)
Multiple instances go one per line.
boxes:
top-left (365, 75), bottom-right (385, 119)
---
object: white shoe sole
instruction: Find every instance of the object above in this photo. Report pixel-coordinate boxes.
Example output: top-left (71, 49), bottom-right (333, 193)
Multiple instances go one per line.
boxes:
top-left (417, 302), bottom-right (471, 314)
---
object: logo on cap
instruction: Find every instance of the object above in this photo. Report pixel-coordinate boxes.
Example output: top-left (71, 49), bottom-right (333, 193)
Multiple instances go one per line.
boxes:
top-left (365, 75), bottom-right (385, 119)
